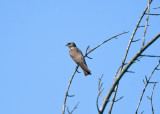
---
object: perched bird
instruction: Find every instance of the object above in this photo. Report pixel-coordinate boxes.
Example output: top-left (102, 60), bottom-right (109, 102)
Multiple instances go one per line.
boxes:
top-left (66, 42), bottom-right (91, 76)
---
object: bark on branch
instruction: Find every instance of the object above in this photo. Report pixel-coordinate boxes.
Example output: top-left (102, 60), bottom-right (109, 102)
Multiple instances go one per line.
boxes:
top-left (99, 32), bottom-right (160, 114)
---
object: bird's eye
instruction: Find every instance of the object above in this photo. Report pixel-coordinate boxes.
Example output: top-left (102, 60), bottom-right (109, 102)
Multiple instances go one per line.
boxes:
top-left (68, 43), bottom-right (71, 45)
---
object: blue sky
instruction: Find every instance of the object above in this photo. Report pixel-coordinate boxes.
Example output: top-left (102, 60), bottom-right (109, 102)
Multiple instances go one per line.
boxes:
top-left (0, 0), bottom-right (160, 114)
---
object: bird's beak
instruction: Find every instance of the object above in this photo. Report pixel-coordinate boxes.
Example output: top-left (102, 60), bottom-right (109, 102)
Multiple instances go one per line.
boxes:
top-left (65, 44), bottom-right (68, 46)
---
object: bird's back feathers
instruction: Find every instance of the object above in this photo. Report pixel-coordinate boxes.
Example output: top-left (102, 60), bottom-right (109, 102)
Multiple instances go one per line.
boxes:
top-left (69, 47), bottom-right (91, 76)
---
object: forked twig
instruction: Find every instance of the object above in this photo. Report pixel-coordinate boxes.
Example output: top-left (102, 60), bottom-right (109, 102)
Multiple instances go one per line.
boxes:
top-left (100, 33), bottom-right (160, 114)
top-left (63, 31), bottom-right (128, 114)
top-left (96, 88), bottom-right (104, 114)
top-left (147, 82), bottom-right (158, 114)
top-left (135, 62), bottom-right (160, 113)
top-left (106, 2), bottom-right (153, 113)
top-left (98, 74), bottom-right (105, 100)
top-left (67, 102), bottom-right (80, 114)
top-left (62, 66), bottom-right (79, 114)
top-left (108, 84), bottom-right (119, 114)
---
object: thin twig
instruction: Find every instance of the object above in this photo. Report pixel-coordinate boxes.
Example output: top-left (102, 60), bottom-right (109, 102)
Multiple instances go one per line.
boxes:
top-left (142, 0), bottom-right (151, 46)
top-left (96, 88), bottom-right (104, 114)
top-left (147, 13), bottom-right (160, 16)
top-left (120, 2), bottom-right (150, 71)
top-left (85, 31), bottom-right (129, 57)
top-left (63, 31), bottom-right (128, 114)
top-left (153, 7), bottom-right (160, 9)
top-left (99, 33), bottom-right (160, 114)
top-left (132, 39), bottom-right (141, 42)
top-left (114, 96), bottom-right (124, 102)
top-left (108, 84), bottom-right (119, 114)
top-left (147, 82), bottom-right (158, 114)
top-left (62, 66), bottom-right (79, 114)
top-left (114, 65), bottom-right (123, 79)
top-left (138, 25), bottom-right (149, 27)
top-left (98, 74), bottom-right (104, 100)
top-left (107, 3), bottom-right (152, 114)
top-left (135, 62), bottom-right (160, 114)
top-left (67, 102), bottom-right (80, 114)
top-left (141, 54), bottom-right (160, 58)
top-left (67, 95), bottom-right (75, 97)
top-left (126, 71), bottom-right (135, 73)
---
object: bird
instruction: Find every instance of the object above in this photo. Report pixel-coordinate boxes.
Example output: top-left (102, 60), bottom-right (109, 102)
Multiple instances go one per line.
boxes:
top-left (66, 42), bottom-right (91, 76)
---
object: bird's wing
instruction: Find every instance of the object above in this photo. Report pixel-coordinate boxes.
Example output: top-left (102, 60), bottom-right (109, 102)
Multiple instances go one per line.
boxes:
top-left (69, 47), bottom-right (84, 64)
top-left (69, 47), bottom-right (91, 75)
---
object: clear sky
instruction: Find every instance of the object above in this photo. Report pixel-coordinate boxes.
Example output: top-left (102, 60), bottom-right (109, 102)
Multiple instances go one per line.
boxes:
top-left (0, 0), bottom-right (160, 114)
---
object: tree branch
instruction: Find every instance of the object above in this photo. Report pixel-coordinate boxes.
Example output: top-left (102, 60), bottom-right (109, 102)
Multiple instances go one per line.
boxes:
top-left (141, 54), bottom-right (160, 58)
top-left (63, 31), bottom-right (128, 114)
top-left (147, 82), bottom-right (158, 114)
top-left (97, 88), bottom-right (104, 114)
top-left (98, 74), bottom-right (105, 100)
top-left (99, 33), bottom-right (160, 114)
top-left (62, 66), bottom-right (79, 114)
top-left (135, 62), bottom-right (160, 113)
top-left (67, 102), bottom-right (80, 114)
top-left (108, 84), bottom-right (119, 114)
top-left (147, 13), bottom-right (160, 16)
top-left (85, 31), bottom-right (129, 57)
top-left (153, 6), bottom-right (160, 9)
top-left (104, 3), bottom-right (153, 113)
top-left (142, 0), bottom-right (151, 46)
top-left (120, 2), bottom-right (150, 71)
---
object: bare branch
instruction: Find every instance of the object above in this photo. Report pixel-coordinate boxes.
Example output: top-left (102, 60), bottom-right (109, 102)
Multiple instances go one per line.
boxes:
top-left (132, 39), bottom-right (141, 42)
top-left (63, 31), bottom-right (129, 114)
top-left (141, 55), bottom-right (160, 57)
top-left (119, 2), bottom-right (150, 71)
top-left (86, 56), bottom-right (93, 59)
top-left (106, 3), bottom-right (153, 113)
top-left (85, 46), bottom-right (93, 59)
top-left (67, 107), bottom-right (70, 114)
top-left (70, 102), bottom-right (80, 114)
top-left (108, 85), bottom-right (119, 114)
top-left (67, 102), bottom-right (80, 114)
top-left (143, 79), bottom-right (146, 85)
top-left (98, 74), bottom-right (105, 100)
top-left (84, 32), bottom-right (129, 58)
top-left (135, 62), bottom-right (160, 113)
top-left (147, 13), bottom-right (160, 16)
top-left (142, 0), bottom-right (151, 46)
top-left (62, 66), bottom-right (79, 114)
top-left (114, 96), bottom-right (124, 102)
top-left (126, 71), bottom-right (135, 73)
top-left (148, 81), bottom-right (159, 83)
top-left (138, 25), bottom-right (149, 27)
top-left (153, 7), bottom-right (160, 9)
top-left (141, 54), bottom-right (160, 58)
top-left (67, 95), bottom-right (75, 97)
top-left (147, 96), bottom-right (151, 100)
top-left (76, 70), bottom-right (81, 73)
top-left (114, 65), bottom-right (122, 79)
top-left (99, 32), bottom-right (160, 114)
top-left (96, 88), bottom-right (104, 114)
top-left (147, 82), bottom-right (158, 114)
top-left (85, 31), bottom-right (129, 57)
top-left (85, 45), bottom-right (90, 54)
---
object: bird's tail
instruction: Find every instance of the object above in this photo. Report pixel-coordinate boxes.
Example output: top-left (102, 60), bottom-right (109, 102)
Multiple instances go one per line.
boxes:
top-left (80, 63), bottom-right (91, 76)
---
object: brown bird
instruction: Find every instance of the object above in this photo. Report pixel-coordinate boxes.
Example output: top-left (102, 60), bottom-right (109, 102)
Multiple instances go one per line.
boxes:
top-left (66, 42), bottom-right (91, 76)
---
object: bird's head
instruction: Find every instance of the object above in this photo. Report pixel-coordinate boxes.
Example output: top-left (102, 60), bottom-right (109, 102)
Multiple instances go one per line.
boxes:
top-left (65, 42), bottom-right (76, 48)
